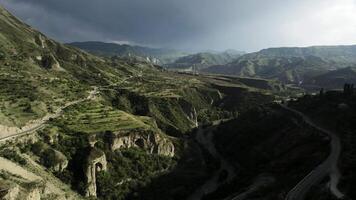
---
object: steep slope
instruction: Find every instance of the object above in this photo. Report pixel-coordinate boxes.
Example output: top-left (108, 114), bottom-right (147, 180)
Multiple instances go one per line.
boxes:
top-left (165, 51), bottom-right (244, 71)
top-left (204, 104), bottom-right (330, 200)
top-left (303, 67), bottom-right (356, 90)
top-left (204, 54), bottom-right (337, 84)
top-left (68, 41), bottom-right (187, 64)
top-left (0, 6), bottom-right (283, 200)
top-left (287, 90), bottom-right (356, 199)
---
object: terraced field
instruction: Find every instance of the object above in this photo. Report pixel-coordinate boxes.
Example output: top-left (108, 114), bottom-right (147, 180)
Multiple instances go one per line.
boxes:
top-left (55, 101), bottom-right (158, 133)
top-left (0, 71), bottom-right (88, 127)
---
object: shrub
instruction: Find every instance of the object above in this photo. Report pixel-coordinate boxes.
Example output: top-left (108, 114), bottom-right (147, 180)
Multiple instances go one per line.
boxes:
top-left (31, 141), bottom-right (45, 155)
top-left (40, 149), bottom-right (57, 168)
top-left (0, 149), bottom-right (27, 165)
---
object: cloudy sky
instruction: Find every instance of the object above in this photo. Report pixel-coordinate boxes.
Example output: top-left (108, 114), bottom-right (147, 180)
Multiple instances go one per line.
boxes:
top-left (1, 0), bottom-right (356, 52)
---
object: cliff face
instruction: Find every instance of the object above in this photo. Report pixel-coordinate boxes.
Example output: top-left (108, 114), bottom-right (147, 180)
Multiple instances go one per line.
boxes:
top-left (51, 149), bottom-right (68, 172)
top-left (84, 148), bottom-right (107, 197)
top-left (109, 129), bottom-right (175, 157)
top-left (0, 183), bottom-right (20, 200)
top-left (0, 180), bottom-right (59, 200)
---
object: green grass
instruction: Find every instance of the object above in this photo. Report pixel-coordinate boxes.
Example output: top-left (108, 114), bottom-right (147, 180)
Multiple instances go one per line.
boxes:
top-left (54, 101), bottom-right (157, 133)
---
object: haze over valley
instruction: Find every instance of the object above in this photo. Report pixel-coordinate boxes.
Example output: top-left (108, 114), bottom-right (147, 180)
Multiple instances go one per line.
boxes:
top-left (0, 1), bottom-right (356, 200)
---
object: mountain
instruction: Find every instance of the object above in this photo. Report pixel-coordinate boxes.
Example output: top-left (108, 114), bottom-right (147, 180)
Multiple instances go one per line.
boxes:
top-left (68, 41), bottom-right (187, 64)
top-left (257, 45), bottom-right (356, 65)
top-left (203, 45), bottom-right (356, 86)
top-left (204, 55), bottom-right (336, 84)
top-left (164, 50), bottom-right (244, 71)
top-left (303, 66), bottom-right (356, 90)
top-left (2, 4), bottom-right (356, 200)
top-left (0, 6), bottom-right (284, 200)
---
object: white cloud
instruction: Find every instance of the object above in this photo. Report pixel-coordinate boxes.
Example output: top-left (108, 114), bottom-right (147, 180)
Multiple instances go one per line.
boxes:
top-left (280, 0), bottom-right (356, 46)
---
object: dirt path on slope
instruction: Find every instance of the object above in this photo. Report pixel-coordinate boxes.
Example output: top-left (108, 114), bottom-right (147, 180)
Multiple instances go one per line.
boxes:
top-left (0, 87), bottom-right (98, 142)
top-left (281, 104), bottom-right (344, 200)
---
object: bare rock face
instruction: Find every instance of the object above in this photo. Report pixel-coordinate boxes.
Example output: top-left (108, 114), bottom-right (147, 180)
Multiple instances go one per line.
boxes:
top-left (34, 34), bottom-right (46, 49)
top-left (0, 183), bottom-right (19, 200)
top-left (41, 54), bottom-right (65, 71)
top-left (179, 100), bottom-right (198, 128)
top-left (51, 150), bottom-right (68, 173)
top-left (26, 188), bottom-right (41, 200)
top-left (187, 107), bottom-right (198, 127)
top-left (84, 148), bottom-right (107, 197)
top-left (109, 129), bottom-right (175, 157)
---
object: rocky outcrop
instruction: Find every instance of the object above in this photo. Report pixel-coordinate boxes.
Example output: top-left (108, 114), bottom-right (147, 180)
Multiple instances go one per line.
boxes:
top-left (187, 107), bottom-right (198, 127)
top-left (51, 150), bottom-right (68, 172)
top-left (41, 54), bottom-right (65, 71)
top-left (34, 34), bottom-right (46, 49)
top-left (109, 129), bottom-right (174, 157)
top-left (26, 188), bottom-right (41, 200)
top-left (0, 183), bottom-right (19, 200)
top-left (0, 183), bottom-right (41, 200)
top-left (84, 148), bottom-right (107, 197)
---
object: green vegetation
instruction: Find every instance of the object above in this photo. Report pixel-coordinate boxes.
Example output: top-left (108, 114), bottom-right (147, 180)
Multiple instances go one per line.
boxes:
top-left (54, 101), bottom-right (157, 133)
top-left (0, 6), bottom-right (296, 200)
top-left (97, 148), bottom-right (174, 200)
top-left (0, 148), bottom-right (27, 165)
top-left (258, 45), bottom-right (356, 64)
top-left (128, 137), bottom-right (220, 200)
top-left (288, 89), bottom-right (356, 199)
top-left (165, 50), bottom-right (244, 71)
top-left (203, 45), bottom-right (356, 89)
top-left (205, 104), bottom-right (329, 199)
top-left (68, 41), bottom-right (187, 64)
top-left (204, 55), bottom-right (335, 85)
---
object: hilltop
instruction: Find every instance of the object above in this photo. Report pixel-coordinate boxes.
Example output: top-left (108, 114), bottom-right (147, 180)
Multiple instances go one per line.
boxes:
top-left (164, 51), bottom-right (244, 71)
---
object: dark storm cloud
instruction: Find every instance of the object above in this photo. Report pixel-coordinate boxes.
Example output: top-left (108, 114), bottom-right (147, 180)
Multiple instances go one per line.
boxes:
top-left (1, 0), bottom-right (356, 51)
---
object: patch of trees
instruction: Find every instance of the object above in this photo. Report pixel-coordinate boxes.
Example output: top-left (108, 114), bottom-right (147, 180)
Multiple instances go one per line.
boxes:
top-left (343, 83), bottom-right (354, 96)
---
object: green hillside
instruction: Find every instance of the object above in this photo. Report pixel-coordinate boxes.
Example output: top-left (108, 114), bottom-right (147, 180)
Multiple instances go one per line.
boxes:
top-left (258, 45), bottom-right (356, 65)
top-left (203, 45), bottom-right (356, 86)
top-left (68, 41), bottom-right (187, 64)
top-left (0, 6), bottom-right (284, 200)
top-left (165, 51), bottom-right (244, 71)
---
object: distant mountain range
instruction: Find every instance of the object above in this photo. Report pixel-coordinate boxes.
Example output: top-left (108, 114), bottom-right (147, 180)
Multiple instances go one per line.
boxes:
top-left (164, 50), bottom-right (244, 71)
top-left (203, 45), bottom-right (356, 89)
top-left (68, 41), bottom-right (245, 69)
top-left (256, 45), bottom-right (356, 64)
top-left (68, 41), bottom-right (188, 64)
top-left (68, 42), bottom-right (356, 90)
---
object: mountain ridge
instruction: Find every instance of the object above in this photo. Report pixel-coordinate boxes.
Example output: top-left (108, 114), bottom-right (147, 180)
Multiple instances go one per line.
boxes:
top-left (68, 41), bottom-right (188, 64)
top-left (203, 45), bottom-right (356, 87)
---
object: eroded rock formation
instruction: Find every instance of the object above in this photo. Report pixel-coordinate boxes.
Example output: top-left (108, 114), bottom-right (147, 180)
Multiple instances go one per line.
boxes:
top-left (109, 129), bottom-right (175, 157)
top-left (84, 148), bottom-right (107, 197)
top-left (0, 183), bottom-right (19, 200)
top-left (51, 150), bottom-right (68, 172)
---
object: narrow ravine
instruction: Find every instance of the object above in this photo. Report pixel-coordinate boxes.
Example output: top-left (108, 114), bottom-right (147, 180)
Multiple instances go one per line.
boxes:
top-left (187, 121), bottom-right (236, 200)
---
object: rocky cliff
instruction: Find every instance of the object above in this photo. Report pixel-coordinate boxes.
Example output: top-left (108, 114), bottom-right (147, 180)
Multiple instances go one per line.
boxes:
top-left (109, 129), bottom-right (175, 157)
top-left (84, 148), bottom-right (107, 197)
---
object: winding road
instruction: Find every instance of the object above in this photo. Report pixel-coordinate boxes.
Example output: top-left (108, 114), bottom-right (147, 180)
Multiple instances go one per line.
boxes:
top-left (0, 87), bottom-right (98, 142)
top-left (187, 120), bottom-right (236, 200)
top-left (281, 104), bottom-right (344, 200)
